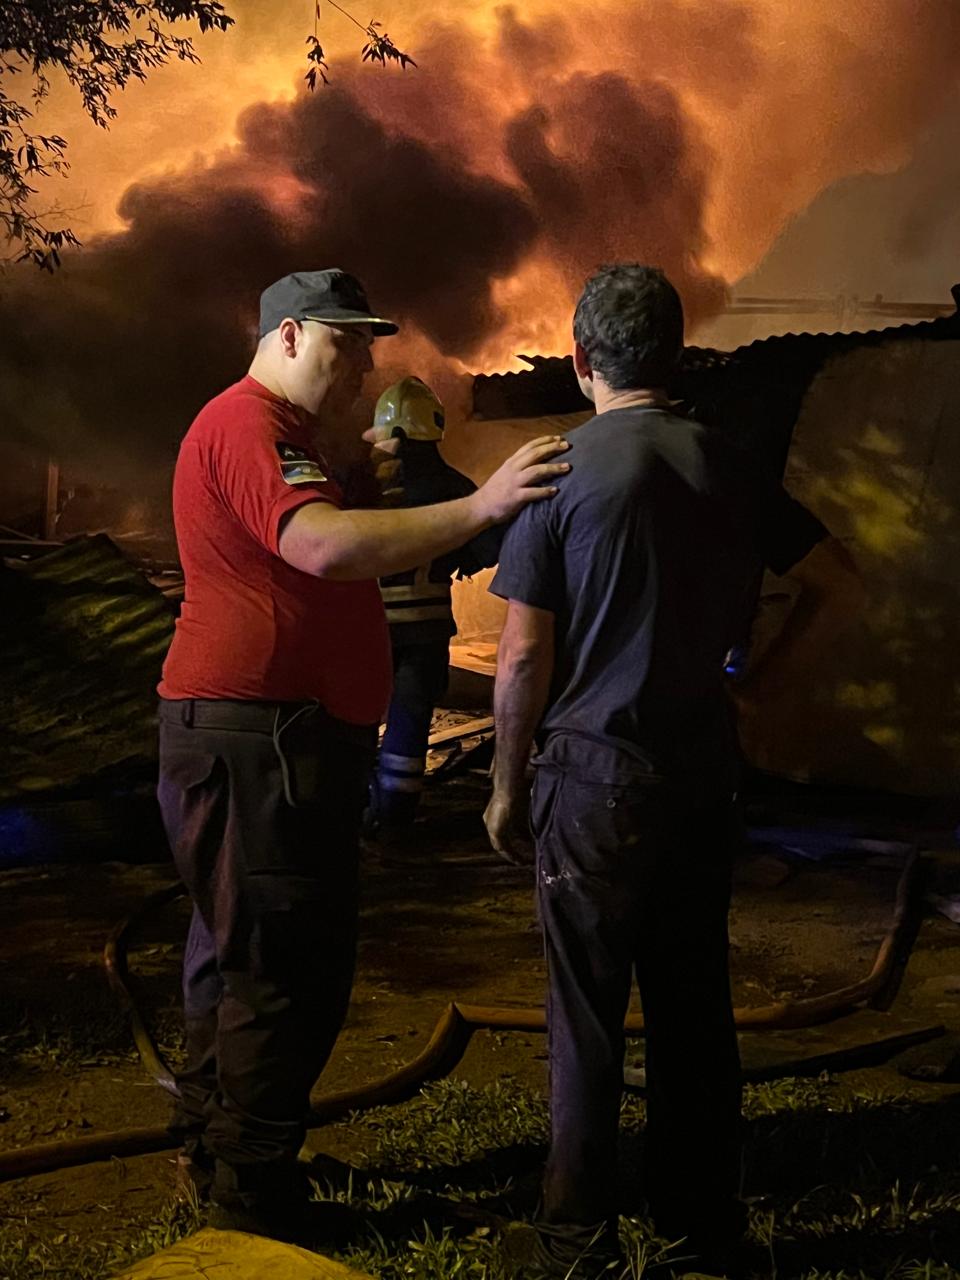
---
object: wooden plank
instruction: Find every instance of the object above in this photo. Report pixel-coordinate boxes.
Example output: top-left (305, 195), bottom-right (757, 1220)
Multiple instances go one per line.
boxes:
top-left (428, 716), bottom-right (495, 746)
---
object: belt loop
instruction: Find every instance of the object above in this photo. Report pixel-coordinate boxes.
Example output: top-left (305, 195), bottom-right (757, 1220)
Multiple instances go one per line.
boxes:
top-left (181, 699), bottom-right (195, 728)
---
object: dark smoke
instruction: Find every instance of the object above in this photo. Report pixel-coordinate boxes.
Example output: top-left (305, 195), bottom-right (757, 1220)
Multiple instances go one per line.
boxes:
top-left (0, 6), bottom-right (732, 470)
top-left (2, 0), bottom-right (959, 476)
top-left (237, 88), bottom-right (540, 353)
top-left (504, 70), bottom-right (726, 322)
top-left (0, 83), bottom-right (541, 469)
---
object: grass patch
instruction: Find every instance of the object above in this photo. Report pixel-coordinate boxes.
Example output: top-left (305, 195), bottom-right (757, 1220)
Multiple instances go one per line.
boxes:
top-left (0, 1001), bottom-right (185, 1076)
top-left (3, 1078), bottom-right (960, 1278)
top-left (780, 1179), bottom-right (960, 1237)
top-left (333, 1078), bottom-right (960, 1279)
top-left (0, 1008), bottom-right (135, 1074)
top-left (351, 1077), bottom-right (550, 1172)
top-left (334, 1216), bottom-right (693, 1280)
top-left (0, 1196), bottom-right (200, 1280)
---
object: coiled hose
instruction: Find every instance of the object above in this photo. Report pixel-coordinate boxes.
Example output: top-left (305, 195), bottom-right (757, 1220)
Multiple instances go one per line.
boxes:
top-left (0, 849), bottom-right (925, 1183)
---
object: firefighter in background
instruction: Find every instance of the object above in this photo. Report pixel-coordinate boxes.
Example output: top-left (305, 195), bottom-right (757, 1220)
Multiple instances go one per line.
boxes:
top-left (367, 377), bottom-right (502, 838)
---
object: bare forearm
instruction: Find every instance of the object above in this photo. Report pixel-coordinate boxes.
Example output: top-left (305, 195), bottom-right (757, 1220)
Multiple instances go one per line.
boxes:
top-left (286, 495), bottom-right (492, 581)
top-left (280, 434), bottom-right (571, 580)
top-left (493, 649), bottom-right (553, 797)
top-left (331, 497), bottom-right (493, 579)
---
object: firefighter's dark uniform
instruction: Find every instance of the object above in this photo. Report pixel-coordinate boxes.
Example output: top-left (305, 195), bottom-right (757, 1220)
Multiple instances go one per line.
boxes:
top-left (374, 440), bottom-right (501, 830)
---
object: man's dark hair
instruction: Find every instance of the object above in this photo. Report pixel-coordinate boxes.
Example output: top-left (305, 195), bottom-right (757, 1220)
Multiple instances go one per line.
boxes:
top-left (573, 264), bottom-right (684, 390)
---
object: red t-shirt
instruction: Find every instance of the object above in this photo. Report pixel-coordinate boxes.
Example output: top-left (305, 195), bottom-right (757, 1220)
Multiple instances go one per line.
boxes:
top-left (159, 375), bottom-right (391, 725)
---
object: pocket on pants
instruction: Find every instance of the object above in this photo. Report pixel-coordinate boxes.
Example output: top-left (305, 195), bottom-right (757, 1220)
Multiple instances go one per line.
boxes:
top-left (157, 740), bottom-right (221, 835)
top-left (557, 776), bottom-right (673, 873)
top-left (157, 739), bottom-right (227, 890)
top-left (160, 748), bottom-right (219, 792)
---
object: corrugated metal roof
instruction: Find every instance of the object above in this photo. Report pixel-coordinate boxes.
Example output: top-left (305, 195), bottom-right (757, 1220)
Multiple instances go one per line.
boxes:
top-left (471, 287), bottom-right (960, 476)
top-left (0, 535), bottom-right (174, 801)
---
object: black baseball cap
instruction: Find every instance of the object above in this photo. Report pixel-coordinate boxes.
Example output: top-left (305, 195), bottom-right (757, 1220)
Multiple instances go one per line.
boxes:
top-left (258, 268), bottom-right (398, 338)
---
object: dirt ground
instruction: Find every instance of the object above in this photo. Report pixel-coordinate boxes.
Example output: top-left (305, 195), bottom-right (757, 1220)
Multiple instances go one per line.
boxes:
top-left (1, 755), bottom-right (960, 1270)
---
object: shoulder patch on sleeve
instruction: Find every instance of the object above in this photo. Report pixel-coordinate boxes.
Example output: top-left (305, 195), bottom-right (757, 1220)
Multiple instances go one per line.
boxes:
top-left (276, 442), bottom-right (328, 486)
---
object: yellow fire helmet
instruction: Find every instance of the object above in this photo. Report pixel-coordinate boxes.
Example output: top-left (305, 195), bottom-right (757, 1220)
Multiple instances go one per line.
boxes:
top-left (371, 376), bottom-right (445, 443)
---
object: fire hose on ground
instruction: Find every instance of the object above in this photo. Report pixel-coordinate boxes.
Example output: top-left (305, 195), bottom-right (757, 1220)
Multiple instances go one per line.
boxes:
top-left (0, 848), bottom-right (934, 1184)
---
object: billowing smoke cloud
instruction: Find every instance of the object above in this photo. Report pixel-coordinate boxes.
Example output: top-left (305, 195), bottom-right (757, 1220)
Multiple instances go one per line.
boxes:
top-left (1, 0), bottom-right (959, 475)
top-left (504, 71), bottom-right (726, 316)
top-left (235, 87), bottom-right (540, 354)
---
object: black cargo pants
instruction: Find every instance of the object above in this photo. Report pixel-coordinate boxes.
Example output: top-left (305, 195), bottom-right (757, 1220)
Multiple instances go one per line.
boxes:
top-left (157, 698), bottom-right (375, 1206)
top-left (531, 731), bottom-right (743, 1251)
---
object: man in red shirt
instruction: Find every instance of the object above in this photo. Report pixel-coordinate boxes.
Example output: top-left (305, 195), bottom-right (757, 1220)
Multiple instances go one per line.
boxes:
top-left (158, 268), bottom-right (569, 1241)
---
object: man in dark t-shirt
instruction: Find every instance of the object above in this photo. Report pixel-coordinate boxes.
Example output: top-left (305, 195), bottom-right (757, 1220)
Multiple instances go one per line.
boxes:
top-left (485, 265), bottom-right (864, 1277)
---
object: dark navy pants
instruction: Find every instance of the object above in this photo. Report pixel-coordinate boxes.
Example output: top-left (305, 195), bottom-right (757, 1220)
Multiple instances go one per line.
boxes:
top-left (375, 637), bottom-right (450, 827)
top-left (531, 731), bottom-right (743, 1249)
top-left (157, 698), bottom-right (375, 1207)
